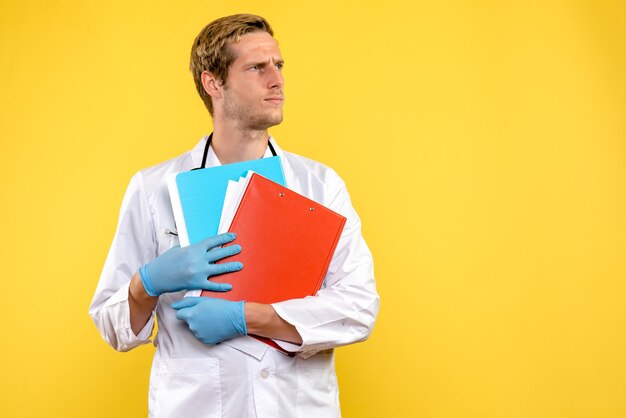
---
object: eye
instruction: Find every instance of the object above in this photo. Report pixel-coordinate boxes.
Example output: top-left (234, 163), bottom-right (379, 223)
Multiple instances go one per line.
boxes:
top-left (276, 63), bottom-right (284, 70)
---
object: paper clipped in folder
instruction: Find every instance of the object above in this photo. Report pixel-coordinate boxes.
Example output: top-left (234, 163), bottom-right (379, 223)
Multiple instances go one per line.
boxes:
top-left (167, 156), bottom-right (285, 247)
top-left (204, 172), bottom-right (346, 303)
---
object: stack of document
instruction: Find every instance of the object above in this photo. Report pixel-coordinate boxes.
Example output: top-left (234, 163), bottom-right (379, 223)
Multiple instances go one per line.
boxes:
top-left (168, 161), bottom-right (346, 352)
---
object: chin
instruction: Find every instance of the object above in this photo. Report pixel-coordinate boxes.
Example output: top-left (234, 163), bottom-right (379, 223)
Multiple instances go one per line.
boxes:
top-left (251, 113), bottom-right (283, 130)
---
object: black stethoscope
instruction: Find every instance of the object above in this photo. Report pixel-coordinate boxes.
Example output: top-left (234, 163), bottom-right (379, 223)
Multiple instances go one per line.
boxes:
top-left (194, 133), bottom-right (278, 170)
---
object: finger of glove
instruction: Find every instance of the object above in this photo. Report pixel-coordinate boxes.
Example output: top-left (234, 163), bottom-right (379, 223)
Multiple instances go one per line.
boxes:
top-left (175, 308), bottom-right (194, 322)
top-left (205, 244), bottom-right (242, 263)
top-left (199, 280), bottom-right (233, 292)
top-left (195, 233), bottom-right (237, 253)
top-left (207, 261), bottom-right (243, 277)
top-left (171, 297), bottom-right (202, 310)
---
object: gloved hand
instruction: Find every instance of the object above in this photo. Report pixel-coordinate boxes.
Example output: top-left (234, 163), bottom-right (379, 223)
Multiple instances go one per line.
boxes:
top-left (171, 297), bottom-right (247, 345)
top-left (138, 233), bottom-right (243, 296)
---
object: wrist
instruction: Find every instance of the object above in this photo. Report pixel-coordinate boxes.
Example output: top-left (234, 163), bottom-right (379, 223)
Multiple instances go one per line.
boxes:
top-left (130, 272), bottom-right (159, 302)
top-left (243, 302), bottom-right (270, 335)
top-left (138, 265), bottom-right (159, 296)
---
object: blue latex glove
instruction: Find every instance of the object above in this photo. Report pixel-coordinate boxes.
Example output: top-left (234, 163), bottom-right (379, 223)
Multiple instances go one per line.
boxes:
top-left (171, 297), bottom-right (247, 345)
top-left (138, 233), bottom-right (243, 296)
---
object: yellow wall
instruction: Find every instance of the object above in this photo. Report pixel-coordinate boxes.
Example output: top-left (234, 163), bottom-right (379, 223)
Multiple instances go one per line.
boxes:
top-left (1, 1), bottom-right (625, 417)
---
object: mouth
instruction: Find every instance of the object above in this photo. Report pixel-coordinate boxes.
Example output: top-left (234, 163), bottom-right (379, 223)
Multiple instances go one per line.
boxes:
top-left (264, 96), bottom-right (284, 105)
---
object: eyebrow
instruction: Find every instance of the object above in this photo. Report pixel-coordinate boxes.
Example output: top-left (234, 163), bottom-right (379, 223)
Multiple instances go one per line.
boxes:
top-left (242, 58), bottom-right (284, 68)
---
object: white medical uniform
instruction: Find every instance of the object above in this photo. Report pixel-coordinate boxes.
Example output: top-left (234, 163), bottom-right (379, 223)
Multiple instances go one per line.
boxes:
top-left (89, 136), bottom-right (379, 418)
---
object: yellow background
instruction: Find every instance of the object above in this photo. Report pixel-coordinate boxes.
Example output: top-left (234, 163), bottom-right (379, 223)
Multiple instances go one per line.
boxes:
top-left (1, 1), bottom-right (625, 417)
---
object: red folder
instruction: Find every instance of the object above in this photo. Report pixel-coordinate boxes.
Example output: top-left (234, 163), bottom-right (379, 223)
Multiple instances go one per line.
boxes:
top-left (201, 173), bottom-right (346, 352)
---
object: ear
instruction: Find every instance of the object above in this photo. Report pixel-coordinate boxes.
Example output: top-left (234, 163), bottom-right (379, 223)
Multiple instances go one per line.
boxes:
top-left (201, 71), bottom-right (222, 99)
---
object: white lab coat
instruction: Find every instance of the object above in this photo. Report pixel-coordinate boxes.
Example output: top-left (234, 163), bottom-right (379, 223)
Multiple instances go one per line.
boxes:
top-left (89, 136), bottom-right (379, 418)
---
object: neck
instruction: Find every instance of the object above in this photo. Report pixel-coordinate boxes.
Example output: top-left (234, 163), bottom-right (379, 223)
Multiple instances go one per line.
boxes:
top-left (211, 121), bottom-right (269, 164)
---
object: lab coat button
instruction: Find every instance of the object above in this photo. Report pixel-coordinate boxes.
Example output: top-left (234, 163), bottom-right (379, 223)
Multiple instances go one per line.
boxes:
top-left (260, 369), bottom-right (269, 379)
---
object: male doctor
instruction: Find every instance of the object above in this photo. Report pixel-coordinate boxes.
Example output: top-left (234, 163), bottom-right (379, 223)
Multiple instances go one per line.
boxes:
top-left (90, 14), bottom-right (379, 418)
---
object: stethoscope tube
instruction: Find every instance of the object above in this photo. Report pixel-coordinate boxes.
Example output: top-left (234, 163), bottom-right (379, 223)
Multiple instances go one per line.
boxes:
top-left (195, 133), bottom-right (277, 170)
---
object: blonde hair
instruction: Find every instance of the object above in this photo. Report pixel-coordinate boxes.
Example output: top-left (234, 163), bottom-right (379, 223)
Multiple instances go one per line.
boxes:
top-left (190, 14), bottom-right (274, 115)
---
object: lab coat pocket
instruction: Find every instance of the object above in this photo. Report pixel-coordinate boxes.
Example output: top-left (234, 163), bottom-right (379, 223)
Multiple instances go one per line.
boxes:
top-left (297, 353), bottom-right (340, 417)
top-left (153, 357), bottom-right (222, 418)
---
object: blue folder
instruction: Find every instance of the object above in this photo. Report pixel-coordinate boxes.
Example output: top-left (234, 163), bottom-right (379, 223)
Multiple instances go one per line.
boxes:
top-left (169, 156), bottom-right (286, 246)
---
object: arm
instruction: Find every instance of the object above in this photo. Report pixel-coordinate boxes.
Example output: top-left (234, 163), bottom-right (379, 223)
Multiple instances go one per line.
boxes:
top-left (129, 272), bottom-right (158, 336)
top-left (171, 298), bottom-right (303, 346)
top-left (245, 303), bottom-right (303, 345)
top-left (89, 173), bottom-right (158, 352)
top-left (91, 172), bottom-right (244, 348)
top-left (270, 172), bottom-right (379, 357)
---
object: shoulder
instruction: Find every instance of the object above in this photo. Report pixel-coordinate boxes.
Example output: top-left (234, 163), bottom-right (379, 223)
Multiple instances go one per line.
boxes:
top-left (137, 150), bottom-right (194, 192)
top-left (279, 148), bottom-right (362, 232)
top-left (280, 150), bottom-right (345, 187)
top-left (128, 136), bottom-right (205, 193)
top-left (279, 150), bottom-right (346, 208)
top-left (119, 149), bottom-right (195, 224)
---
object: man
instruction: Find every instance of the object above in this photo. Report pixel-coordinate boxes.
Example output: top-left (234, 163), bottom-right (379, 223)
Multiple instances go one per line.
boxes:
top-left (90, 14), bottom-right (379, 418)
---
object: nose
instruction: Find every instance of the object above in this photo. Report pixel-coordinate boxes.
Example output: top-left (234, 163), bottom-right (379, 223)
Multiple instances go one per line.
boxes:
top-left (266, 64), bottom-right (284, 90)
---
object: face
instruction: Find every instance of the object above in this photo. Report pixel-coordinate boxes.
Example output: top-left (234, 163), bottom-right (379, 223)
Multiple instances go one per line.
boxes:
top-left (219, 31), bottom-right (285, 130)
